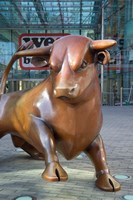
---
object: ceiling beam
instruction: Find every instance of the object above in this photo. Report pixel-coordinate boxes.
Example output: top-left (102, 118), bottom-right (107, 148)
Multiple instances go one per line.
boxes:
top-left (10, 0), bottom-right (28, 25)
top-left (33, 0), bottom-right (48, 25)
top-left (57, 0), bottom-right (64, 30)
top-left (91, 0), bottom-right (102, 24)
top-left (79, 0), bottom-right (83, 33)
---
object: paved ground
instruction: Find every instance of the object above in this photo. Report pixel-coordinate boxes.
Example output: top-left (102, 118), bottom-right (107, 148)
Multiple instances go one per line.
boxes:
top-left (0, 106), bottom-right (133, 200)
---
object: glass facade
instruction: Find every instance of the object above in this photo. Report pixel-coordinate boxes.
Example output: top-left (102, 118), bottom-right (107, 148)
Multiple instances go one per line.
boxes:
top-left (103, 0), bottom-right (133, 105)
top-left (0, 0), bottom-right (132, 105)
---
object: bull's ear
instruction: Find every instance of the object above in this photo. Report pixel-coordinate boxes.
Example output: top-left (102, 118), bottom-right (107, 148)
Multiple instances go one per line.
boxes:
top-left (97, 50), bottom-right (110, 65)
top-left (31, 55), bottom-right (50, 68)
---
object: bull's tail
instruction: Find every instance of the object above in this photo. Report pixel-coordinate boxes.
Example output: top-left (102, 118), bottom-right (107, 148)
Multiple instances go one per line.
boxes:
top-left (0, 42), bottom-right (34, 95)
top-left (0, 42), bottom-right (51, 95)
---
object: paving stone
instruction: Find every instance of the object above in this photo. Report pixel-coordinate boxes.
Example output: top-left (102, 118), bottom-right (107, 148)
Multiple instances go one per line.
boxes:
top-left (0, 106), bottom-right (133, 200)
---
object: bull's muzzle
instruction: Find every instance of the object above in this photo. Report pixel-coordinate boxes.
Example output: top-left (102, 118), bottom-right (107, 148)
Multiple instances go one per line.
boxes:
top-left (54, 84), bottom-right (79, 99)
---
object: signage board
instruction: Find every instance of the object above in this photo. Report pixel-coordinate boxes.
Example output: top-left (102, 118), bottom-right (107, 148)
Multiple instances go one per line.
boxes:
top-left (19, 33), bottom-right (68, 70)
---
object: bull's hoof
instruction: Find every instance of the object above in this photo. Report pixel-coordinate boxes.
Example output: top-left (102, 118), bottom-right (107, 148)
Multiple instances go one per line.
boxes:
top-left (96, 174), bottom-right (121, 192)
top-left (42, 161), bottom-right (68, 182)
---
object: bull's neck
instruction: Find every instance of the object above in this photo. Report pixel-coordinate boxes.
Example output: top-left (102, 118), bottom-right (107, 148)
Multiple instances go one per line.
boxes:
top-left (80, 79), bottom-right (101, 106)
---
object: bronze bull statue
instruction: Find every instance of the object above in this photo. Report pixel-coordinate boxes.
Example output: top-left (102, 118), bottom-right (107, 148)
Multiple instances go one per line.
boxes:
top-left (0, 35), bottom-right (121, 192)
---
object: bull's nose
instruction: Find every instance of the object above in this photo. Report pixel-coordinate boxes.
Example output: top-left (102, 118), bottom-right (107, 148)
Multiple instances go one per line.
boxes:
top-left (54, 84), bottom-right (79, 98)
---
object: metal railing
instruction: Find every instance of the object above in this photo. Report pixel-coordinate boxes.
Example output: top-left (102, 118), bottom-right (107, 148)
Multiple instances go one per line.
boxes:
top-left (120, 87), bottom-right (133, 106)
top-left (5, 79), bottom-right (44, 93)
top-left (2, 79), bottom-right (133, 106)
top-left (102, 92), bottom-right (115, 106)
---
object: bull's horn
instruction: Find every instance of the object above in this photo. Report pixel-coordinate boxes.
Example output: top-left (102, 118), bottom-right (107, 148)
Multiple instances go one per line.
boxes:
top-left (90, 39), bottom-right (116, 50)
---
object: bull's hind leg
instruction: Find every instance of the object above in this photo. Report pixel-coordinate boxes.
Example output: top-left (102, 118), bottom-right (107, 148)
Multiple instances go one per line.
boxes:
top-left (11, 135), bottom-right (44, 160)
top-left (84, 135), bottom-right (121, 192)
top-left (28, 115), bottom-right (68, 182)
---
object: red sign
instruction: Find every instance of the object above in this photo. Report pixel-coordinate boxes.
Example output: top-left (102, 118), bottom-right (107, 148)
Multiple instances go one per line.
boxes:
top-left (19, 33), bottom-right (68, 70)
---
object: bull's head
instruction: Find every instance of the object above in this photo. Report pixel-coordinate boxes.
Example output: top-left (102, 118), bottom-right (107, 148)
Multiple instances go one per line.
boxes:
top-left (32, 35), bottom-right (116, 103)
top-left (0, 35), bottom-right (116, 101)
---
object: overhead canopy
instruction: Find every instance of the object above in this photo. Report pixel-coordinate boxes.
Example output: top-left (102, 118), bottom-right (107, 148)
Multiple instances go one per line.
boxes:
top-left (0, 0), bottom-right (103, 31)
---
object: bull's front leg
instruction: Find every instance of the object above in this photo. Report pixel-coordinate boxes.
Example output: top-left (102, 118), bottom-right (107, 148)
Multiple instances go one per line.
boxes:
top-left (28, 115), bottom-right (68, 182)
top-left (84, 135), bottom-right (121, 192)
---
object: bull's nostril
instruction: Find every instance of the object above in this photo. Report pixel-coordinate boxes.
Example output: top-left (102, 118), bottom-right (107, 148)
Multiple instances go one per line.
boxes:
top-left (69, 84), bottom-right (78, 94)
top-left (70, 88), bottom-right (75, 93)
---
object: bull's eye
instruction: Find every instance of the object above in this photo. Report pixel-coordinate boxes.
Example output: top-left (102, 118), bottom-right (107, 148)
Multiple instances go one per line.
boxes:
top-left (77, 60), bottom-right (88, 72)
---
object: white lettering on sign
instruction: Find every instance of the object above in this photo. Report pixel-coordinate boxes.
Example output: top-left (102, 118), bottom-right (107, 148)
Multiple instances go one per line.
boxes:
top-left (19, 34), bottom-right (68, 70)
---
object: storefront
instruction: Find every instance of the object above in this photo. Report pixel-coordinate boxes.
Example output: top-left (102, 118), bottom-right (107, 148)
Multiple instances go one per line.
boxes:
top-left (0, 0), bottom-right (132, 105)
